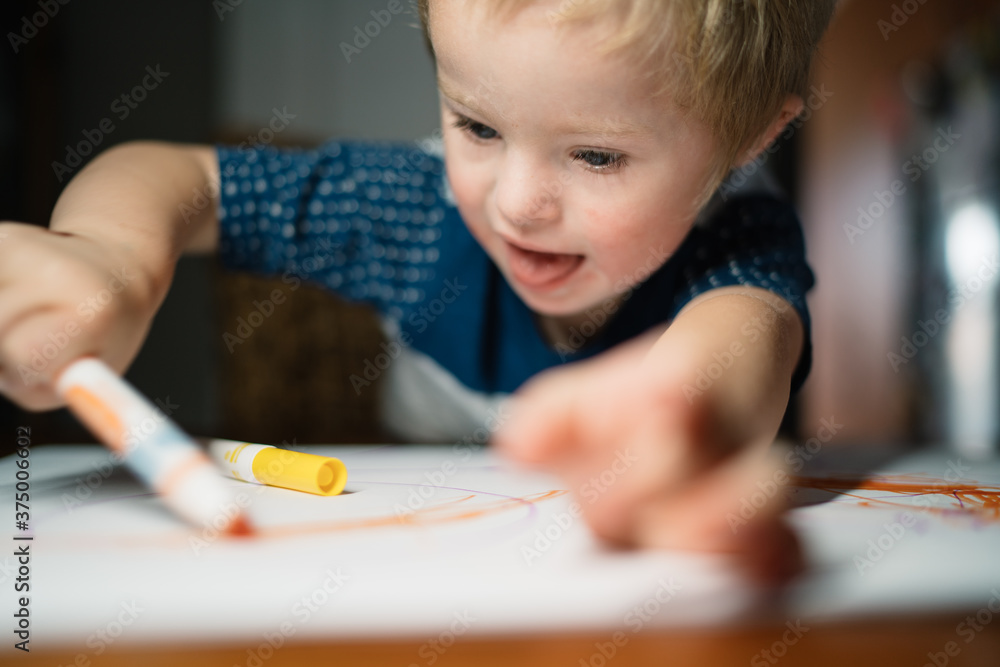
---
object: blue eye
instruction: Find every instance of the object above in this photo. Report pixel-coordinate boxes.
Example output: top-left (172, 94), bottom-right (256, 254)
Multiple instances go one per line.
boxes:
top-left (574, 149), bottom-right (627, 171)
top-left (452, 115), bottom-right (499, 141)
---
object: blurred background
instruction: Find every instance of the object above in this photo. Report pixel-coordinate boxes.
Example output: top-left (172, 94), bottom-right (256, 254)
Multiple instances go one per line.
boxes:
top-left (1, 0), bottom-right (998, 457)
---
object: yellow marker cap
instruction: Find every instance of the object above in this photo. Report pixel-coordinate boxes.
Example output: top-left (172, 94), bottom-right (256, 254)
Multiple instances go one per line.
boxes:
top-left (250, 448), bottom-right (348, 496)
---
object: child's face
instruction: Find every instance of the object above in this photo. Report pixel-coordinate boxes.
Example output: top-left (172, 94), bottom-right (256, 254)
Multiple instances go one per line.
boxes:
top-left (431, 0), bottom-right (718, 321)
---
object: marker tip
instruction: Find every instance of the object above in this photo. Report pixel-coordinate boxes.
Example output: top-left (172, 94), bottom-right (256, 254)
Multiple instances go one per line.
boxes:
top-left (226, 516), bottom-right (255, 538)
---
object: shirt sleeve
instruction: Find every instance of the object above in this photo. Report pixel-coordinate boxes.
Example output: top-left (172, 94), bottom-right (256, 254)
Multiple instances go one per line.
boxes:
top-left (215, 140), bottom-right (452, 323)
top-left (669, 195), bottom-right (816, 394)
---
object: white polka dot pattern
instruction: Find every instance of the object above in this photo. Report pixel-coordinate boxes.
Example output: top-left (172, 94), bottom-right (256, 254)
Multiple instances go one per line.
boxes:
top-left (218, 140), bottom-right (451, 308)
top-left (215, 140), bottom-right (815, 394)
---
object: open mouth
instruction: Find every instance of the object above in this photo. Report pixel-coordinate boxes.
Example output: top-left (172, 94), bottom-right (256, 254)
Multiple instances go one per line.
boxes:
top-left (502, 239), bottom-right (585, 290)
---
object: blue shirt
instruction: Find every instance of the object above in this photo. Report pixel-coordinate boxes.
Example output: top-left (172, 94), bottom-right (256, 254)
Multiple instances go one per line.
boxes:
top-left (217, 139), bottom-right (814, 439)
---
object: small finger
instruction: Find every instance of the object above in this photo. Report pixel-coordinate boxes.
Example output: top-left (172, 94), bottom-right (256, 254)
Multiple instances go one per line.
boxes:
top-left (631, 446), bottom-right (792, 554)
top-left (493, 374), bottom-right (581, 465)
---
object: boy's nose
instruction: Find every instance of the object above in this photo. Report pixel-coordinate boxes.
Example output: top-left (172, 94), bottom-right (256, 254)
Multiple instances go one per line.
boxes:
top-left (493, 155), bottom-right (561, 229)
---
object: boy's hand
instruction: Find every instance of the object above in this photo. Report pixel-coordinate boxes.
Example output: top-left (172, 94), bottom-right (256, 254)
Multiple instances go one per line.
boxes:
top-left (495, 289), bottom-right (805, 584)
top-left (0, 221), bottom-right (158, 410)
top-left (0, 142), bottom-right (220, 410)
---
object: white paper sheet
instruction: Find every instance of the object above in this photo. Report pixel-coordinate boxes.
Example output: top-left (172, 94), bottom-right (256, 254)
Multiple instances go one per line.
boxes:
top-left (1, 443), bottom-right (998, 649)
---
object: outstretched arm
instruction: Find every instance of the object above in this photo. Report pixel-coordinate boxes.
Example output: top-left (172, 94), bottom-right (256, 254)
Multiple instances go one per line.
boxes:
top-left (495, 285), bottom-right (805, 582)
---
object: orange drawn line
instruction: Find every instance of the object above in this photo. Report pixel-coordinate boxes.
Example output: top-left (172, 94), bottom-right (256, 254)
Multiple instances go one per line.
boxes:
top-left (528, 490), bottom-right (567, 501)
top-left (66, 488), bottom-right (569, 549)
top-left (791, 475), bottom-right (1000, 521)
top-left (419, 495), bottom-right (477, 512)
top-left (261, 495), bottom-right (522, 539)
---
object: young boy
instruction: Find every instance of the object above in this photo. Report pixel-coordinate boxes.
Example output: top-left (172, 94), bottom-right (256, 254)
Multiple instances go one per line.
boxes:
top-left (0, 0), bottom-right (835, 581)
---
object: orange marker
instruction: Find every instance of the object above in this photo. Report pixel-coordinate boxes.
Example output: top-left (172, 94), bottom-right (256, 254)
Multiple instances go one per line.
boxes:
top-left (57, 358), bottom-right (253, 536)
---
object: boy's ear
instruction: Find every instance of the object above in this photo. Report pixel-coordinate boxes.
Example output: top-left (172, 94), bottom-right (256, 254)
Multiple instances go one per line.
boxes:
top-left (734, 94), bottom-right (805, 168)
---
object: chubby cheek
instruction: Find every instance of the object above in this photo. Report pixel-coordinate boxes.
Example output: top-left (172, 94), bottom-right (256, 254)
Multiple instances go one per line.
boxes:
top-left (581, 206), bottom-right (689, 289)
top-left (444, 143), bottom-right (494, 243)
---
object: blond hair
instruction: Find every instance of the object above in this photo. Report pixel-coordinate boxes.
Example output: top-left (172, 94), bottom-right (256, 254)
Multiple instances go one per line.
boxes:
top-left (417, 0), bottom-right (836, 203)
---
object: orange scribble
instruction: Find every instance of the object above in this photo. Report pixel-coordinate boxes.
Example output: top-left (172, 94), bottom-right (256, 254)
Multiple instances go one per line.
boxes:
top-left (258, 489), bottom-right (567, 540)
top-left (791, 474), bottom-right (1000, 521)
top-left (48, 489), bottom-right (569, 549)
